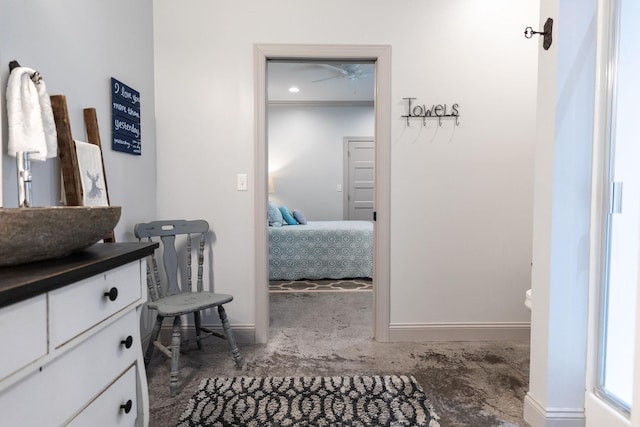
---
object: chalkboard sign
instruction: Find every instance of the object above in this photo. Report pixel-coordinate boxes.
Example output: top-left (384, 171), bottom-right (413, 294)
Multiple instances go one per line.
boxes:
top-left (111, 78), bottom-right (141, 155)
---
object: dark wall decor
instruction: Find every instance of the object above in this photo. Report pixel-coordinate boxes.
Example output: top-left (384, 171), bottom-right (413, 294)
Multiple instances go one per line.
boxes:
top-left (111, 78), bottom-right (141, 155)
top-left (401, 97), bottom-right (460, 126)
top-left (524, 17), bottom-right (554, 50)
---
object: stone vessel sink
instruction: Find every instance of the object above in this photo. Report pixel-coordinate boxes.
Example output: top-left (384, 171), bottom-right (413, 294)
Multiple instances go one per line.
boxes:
top-left (0, 206), bottom-right (121, 267)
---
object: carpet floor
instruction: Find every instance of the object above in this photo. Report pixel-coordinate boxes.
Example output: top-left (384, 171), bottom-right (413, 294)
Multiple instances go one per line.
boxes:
top-left (147, 292), bottom-right (530, 427)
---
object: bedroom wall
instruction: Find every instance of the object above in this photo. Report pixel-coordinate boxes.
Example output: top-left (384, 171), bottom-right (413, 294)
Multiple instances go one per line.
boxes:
top-left (268, 105), bottom-right (374, 220)
top-left (153, 0), bottom-right (539, 335)
top-left (0, 0), bottom-right (156, 241)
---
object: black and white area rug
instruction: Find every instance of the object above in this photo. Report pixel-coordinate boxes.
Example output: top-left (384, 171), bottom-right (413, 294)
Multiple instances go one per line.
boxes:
top-left (177, 375), bottom-right (440, 426)
top-left (269, 278), bottom-right (372, 293)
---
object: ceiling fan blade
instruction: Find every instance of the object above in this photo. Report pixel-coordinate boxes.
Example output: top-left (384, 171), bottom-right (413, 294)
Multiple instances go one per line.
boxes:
top-left (312, 75), bottom-right (343, 83)
top-left (318, 64), bottom-right (348, 74)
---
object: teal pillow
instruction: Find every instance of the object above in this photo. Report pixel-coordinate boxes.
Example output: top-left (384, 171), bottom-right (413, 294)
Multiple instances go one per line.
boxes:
top-left (292, 209), bottom-right (307, 225)
top-left (268, 201), bottom-right (283, 227)
top-left (279, 205), bottom-right (298, 225)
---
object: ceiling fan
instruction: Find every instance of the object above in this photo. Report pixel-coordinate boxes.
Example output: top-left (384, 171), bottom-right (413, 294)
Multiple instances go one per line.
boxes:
top-left (311, 64), bottom-right (369, 93)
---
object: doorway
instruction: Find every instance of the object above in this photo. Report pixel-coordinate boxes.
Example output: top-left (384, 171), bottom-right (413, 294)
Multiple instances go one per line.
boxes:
top-left (253, 44), bottom-right (391, 344)
top-left (267, 61), bottom-right (374, 221)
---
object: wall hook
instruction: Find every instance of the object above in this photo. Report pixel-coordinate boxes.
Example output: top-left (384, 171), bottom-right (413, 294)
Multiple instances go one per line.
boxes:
top-left (8, 60), bottom-right (43, 84)
top-left (8, 60), bottom-right (21, 72)
top-left (524, 17), bottom-right (553, 50)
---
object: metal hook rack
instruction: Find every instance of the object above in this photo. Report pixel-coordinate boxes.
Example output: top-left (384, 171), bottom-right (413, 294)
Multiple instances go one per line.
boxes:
top-left (402, 115), bottom-right (460, 127)
top-left (524, 17), bottom-right (553, 50)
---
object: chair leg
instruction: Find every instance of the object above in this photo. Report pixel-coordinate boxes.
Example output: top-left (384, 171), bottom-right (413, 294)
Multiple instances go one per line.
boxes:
top-left (194, 311), bottom-right (203, 350)
top-left (217, 305), bottom-right (243, 367)
top-left (145, 315), bottom-right (163, 365)
top-left (170, 316), bottom-right (182, 397)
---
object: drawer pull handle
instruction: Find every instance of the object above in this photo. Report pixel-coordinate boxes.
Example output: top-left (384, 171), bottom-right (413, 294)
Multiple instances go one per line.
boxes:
top-left (104, 287), bottom-right (118, 301)
top-left (120, 399), bottom-right (133, 414)
top-left (121, 335), bottom-right (133, 349)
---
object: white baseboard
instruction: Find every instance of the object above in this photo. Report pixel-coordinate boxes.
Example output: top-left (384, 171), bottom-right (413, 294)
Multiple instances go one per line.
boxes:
top-left (388, 322), bottom-right (531, 342)
top-left (145, 322), bottom-right (527, 346)
top-left (152, 324), bottom-right (255, 345)
top-left (524, 393), bottom-right (586, 427)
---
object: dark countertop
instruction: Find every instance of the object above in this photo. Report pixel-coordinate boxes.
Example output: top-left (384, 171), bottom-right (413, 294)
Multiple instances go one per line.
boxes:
top-left (0, 242), bottom-right (158, 309)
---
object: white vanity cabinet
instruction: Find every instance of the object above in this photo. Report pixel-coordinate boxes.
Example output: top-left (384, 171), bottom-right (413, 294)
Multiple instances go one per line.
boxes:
top-left (0, 243), bottom-right (157, 427)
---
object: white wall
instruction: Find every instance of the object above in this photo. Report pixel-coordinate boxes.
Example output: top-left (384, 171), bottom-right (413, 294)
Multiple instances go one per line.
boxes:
top-left (0, 0), bottom-right (156, 241)
top-left (268, 105), bottom-right (374, 220)
top-left (524, 0), bottom-right (597, 425)
top-left (153, 0), bottom-right (539, 331)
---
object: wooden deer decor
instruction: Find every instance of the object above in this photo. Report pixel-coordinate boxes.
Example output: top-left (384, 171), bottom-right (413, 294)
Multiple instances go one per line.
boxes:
top-left (50, 95), bottom-right (115, 242)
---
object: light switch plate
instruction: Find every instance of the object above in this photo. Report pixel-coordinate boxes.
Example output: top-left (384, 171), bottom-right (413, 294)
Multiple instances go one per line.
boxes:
top-left (237, 173), bottom-right (248, 191)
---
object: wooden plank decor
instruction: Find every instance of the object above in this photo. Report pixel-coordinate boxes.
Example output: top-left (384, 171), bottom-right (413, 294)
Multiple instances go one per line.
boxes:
top-left (50, 95), bottom-right (82, 206)
top-left (50, 95), bottom-right (115, 242)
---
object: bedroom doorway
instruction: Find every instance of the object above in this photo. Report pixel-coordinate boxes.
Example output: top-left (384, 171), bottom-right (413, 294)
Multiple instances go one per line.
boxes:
top-left (254, 44), bottom-right (391, 344)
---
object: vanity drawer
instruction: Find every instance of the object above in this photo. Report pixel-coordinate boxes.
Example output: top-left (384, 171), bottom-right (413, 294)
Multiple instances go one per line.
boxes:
top-left (49, 261), bottom-right (141, 348)
top-left (0, 294), bottom-right (47, 381)
top-left (0, 309), bottom-right (140, 426)
top-left (68, 365), bottom-right (138, 427)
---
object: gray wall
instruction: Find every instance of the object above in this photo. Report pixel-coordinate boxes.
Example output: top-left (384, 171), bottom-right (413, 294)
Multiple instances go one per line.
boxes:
top-left (0, 0), bottom-right (157, 241)
top-left (268, 105), bottom-right (374, 220)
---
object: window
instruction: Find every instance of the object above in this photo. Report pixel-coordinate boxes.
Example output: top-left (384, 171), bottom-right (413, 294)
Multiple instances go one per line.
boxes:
top-left (596, 0), bottom-right (639, 414)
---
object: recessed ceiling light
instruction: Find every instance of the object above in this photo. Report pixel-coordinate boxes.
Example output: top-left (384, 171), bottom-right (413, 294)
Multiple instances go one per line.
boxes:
top-left (288, 86), bottom-right (300, 93)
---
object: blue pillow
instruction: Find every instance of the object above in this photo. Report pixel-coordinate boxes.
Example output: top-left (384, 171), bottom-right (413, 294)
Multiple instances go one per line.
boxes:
top-left (292, 209), bottom-right (307, 225)
top-left (279, 205), bottom-right (298, 225)
top-left (268, 201), bottom-right (283, 227)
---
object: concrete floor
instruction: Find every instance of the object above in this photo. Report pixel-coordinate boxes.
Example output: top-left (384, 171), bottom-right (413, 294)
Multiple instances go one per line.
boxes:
top-left (147, 291), bottom-right (530, 426)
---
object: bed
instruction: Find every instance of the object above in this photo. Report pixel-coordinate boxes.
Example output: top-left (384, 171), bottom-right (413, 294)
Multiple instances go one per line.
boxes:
top-left (268, 220), bottom-right (373, 281)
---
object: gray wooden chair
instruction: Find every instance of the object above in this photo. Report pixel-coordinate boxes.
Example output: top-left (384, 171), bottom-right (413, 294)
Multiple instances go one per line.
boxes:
top-left (134, 219), bottom-right (242, 397)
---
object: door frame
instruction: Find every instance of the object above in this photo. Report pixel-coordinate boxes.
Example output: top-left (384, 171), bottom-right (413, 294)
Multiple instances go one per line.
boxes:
top-left (253, 43), bottom-right (391, 343)
top-left (585, 0), bottom-right (639, 425)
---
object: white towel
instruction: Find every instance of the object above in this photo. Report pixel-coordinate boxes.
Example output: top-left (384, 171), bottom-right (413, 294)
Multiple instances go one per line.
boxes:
top-left (6, 67), bottom-right (57, 161)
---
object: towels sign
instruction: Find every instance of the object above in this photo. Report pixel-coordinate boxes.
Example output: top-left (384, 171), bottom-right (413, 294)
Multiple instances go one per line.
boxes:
top-left (401, 97), bottom-right (460, 127)
top-left (111, 78), bottom-right (141, 155)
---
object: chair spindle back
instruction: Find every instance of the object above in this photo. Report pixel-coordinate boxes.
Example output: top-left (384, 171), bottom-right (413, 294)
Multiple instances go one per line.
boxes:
top-left (134, 220), bottom-right (209, 300)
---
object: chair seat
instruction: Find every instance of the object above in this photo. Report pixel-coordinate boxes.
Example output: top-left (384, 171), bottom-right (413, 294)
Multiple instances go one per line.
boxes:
top-left (148, 292), bottom-right (234, 317)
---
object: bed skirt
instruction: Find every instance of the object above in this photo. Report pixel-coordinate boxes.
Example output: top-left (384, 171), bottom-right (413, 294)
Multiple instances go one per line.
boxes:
top-left (268, 220), bottom-right (373, 281)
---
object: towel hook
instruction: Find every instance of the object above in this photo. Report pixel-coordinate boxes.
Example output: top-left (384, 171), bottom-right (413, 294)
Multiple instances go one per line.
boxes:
top-left (524, 17), bottom-right (553, 50)
top-left (8, 60), bottom-right (43, 84)
top-left (8, 60), bottom-right (21, 72)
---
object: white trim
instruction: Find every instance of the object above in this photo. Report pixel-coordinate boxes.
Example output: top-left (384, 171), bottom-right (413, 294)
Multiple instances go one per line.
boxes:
top-left (586, 0), bottom-right (616, 416)
top-left (388, 322), bottom-right (530, 342)
top-left (157, 324), bottom-right (256, 345)
top-left (0, 71), bottom-right (2, 207)
top-left (269, 100), bottom-right (374, 108)
top-left (524, 393), bottom-right (586, 427)
top-left (585, 391), bottom-right (630, 427)
top-left (253, 44), bottom-right (392, 344)
top-left (254, 45), bottom-right (269, 344)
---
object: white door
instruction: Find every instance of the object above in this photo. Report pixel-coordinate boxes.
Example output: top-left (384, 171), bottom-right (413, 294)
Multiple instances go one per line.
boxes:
top-left (586, 0), bottom-right (640, 425)
top-left (344, 138), bottom-right (374, 220)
